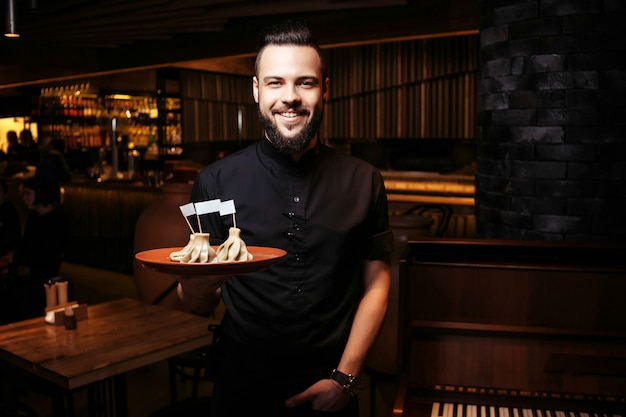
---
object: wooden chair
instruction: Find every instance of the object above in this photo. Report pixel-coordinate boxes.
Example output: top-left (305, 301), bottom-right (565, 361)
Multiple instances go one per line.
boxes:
top-left (150, 281), bottom-right (217, 404)
top-left (403, 204), bottom-right (452, 237)
top-left (166, 321), bottom-right (219, 404)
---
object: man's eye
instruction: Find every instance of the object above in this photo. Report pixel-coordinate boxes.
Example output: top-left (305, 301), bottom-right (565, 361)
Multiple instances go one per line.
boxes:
top-left (300, 80), bottom-right (318, 88)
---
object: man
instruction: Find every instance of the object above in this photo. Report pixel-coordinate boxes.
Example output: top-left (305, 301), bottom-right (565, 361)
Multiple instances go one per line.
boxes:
top-left (6, 131), bottom-right (24, 161)
top-left (35, 136), bottom-right (72, 183)
top-left (0, 178), bottom-right (21, 271)
top-left (177, 20), bottom-right (393, 416)
top-left (10, 175), bottom-right (69, 321)
top-left (16, 175), bottom-right (68, 281)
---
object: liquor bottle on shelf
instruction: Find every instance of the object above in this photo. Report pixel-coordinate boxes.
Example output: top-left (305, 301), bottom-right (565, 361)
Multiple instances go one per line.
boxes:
top-left (148, 98), bottom-right (158, 119)
top-left (34, 83), bottom-right (183, 168)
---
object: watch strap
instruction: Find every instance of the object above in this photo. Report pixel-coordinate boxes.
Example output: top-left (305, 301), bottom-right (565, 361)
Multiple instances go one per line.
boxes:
top-left (329, 368), bottom-right (359, 396)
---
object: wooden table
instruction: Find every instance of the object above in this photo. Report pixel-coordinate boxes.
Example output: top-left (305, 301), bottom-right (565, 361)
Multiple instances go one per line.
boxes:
top-left (0, 298), bottom-right (216, 417)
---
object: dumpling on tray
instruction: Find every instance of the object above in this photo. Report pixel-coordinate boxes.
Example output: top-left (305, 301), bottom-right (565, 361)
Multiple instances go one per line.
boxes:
top-left (216, 227), bottom-right (253, 262)
top-left (169, 233), bottom-right (218, 263)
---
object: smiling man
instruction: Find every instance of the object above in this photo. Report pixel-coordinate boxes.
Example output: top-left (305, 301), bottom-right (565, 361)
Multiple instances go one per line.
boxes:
top-left (253, 37), bottom-right (327, 158)
top-left (177, 19), bottom-right (394, 417)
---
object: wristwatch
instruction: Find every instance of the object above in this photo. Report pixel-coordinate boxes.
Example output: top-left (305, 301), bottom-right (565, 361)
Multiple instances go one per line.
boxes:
top-left (329, 368), bottom-right (361, 396)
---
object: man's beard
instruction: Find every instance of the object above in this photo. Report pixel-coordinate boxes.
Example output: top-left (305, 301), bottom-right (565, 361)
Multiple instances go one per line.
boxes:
top-left (259, 108), bottom-right (324, 154)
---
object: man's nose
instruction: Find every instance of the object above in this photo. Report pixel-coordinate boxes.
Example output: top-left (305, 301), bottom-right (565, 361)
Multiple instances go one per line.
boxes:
top-left (281, 83), bottom-right (300, 103)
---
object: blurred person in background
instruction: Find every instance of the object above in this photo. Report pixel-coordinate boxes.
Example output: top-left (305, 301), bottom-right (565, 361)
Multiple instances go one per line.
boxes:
top-left (36, 136), bottom-right (72, 183)
top-left (0, 151), bottom-right (7, 177)
top-left (19, 129), bottom-right (39, 166)
top-left (4, 132), bottom-right (27, 177)
top-left (10, 175), bottom-right (69, 320)
top-left (0, 178), bottom-right (21, 323)
top-left (0, 178), bottom-right (21, 273)
top-left (6, 130), bottom-right (25, 161)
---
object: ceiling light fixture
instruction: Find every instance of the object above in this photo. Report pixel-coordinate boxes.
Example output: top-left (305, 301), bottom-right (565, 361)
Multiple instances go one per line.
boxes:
top-left (5, 0), bottom-right (20, 38)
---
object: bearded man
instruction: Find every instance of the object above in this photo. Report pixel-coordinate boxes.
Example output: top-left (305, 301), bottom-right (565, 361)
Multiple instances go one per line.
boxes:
top-left (177, 19), bottom-right (393, 417)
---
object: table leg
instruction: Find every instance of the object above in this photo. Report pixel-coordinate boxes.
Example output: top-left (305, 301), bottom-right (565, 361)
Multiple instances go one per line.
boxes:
top-left (51, 389), bottom-right (67, 417)
top-left (114, 374), bottom-right (128, 417)
top-left (50, 388), bottom-right (77, 417)
top-left (87, 374), bottom-right (128, 417)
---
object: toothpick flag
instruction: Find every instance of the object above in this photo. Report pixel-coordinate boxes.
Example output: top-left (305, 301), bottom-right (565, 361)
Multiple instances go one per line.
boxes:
top-left (219, 199), bottom-right (236, 215)
top-left (195, 199), bottom-right (221, 215)
top-left (179, 199), bottom-right (239, 233)
top-left (179, 202), bottom-right (196, 233)
top-left (219, 199), bottom-right (237, 228)
top-left (194, 199), bottom-right (221, 233)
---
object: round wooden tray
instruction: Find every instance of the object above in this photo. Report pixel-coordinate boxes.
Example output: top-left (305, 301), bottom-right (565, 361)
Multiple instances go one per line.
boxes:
top-left (135, 246), bottom-right (287, 276)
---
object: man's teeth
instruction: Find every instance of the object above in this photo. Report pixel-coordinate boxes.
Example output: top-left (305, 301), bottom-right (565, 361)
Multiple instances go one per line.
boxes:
top-left (281, 112), bottom-right (299, 118)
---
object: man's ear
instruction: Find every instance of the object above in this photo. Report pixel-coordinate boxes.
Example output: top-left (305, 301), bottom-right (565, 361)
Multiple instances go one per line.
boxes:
top-left (252, 76), bottom-right (259, 103)
top-left (323, 77), bottom-right (329, 102)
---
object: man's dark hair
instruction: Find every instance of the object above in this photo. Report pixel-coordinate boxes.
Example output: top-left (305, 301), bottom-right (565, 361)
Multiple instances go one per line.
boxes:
top-left (255, 19), bottom-right (325, 77)
top-left (6, 131), bottom-right (18, 144)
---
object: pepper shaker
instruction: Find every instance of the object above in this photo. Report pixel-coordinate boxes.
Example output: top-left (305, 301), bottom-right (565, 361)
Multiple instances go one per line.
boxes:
top-left (64, 306), bottom-right (77, 330)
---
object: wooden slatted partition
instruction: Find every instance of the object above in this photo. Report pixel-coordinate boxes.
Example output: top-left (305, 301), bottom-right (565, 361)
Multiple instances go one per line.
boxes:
top-left (180, 70), bottom-right (260, 143)
top-left (323, 34), bottom-right (479, 140)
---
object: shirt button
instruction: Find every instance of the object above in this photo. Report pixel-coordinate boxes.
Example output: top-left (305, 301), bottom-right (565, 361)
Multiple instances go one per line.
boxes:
top-left (284, 231), bottom-right (294, 239)
top-left (293, 196), bottom-right (300, 203)
top-left (295, 286), bottom-right (303, 293)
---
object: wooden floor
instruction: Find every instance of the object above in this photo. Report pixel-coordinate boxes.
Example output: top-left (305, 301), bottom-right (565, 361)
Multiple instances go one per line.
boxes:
top-left (7, 262), bottom-right (399, 417)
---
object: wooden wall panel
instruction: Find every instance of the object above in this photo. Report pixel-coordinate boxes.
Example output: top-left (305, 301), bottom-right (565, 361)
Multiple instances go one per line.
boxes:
top-left (180, 70), bottom-right (260, 142)
top-left (323, 34), bottom-right (479, 140)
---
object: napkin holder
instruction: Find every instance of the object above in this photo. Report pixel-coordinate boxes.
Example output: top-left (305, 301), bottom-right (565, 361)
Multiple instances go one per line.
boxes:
top-left (44, 302), bottom-right (89, 325)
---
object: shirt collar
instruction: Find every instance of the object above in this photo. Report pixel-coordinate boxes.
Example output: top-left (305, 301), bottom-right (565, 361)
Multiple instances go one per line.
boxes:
top-left (259, 136), bottom-right (320, 168)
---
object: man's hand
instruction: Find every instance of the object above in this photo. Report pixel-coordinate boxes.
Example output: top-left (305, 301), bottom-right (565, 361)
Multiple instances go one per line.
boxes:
top-left (284, 378), bottom-right (350, 412)
top-left (176, 274), bottom-right (230, 314)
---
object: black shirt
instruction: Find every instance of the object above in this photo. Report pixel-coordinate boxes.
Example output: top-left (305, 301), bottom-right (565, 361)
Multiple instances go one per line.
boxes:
top-left (191, 138), bottom-right (393, 361)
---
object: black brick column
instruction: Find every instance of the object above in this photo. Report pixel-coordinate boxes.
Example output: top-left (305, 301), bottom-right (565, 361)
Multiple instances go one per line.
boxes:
top-left (475, 0), bottom-right (626, 241)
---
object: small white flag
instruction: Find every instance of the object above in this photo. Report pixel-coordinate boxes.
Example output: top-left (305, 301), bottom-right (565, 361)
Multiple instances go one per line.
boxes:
top-left (179, 202), bottom-right (196, 217)
top-left (179, 202), bottom-right (196, 233)
top-left (219, 199), bottom-right (236, 216)
top-left (195, 199), bottom-right (221, 215)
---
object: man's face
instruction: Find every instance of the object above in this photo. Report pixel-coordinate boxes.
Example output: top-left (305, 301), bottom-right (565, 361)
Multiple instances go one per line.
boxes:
top-left (22, 187), bottom-right (36, 210)
top-left (253, 45), bottom-right (328, 155)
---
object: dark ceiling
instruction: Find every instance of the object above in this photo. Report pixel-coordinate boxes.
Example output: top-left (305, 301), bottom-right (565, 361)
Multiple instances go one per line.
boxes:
top-left (8, 0), bottom-right (412, 48)
top-left (0, 0), bottom-right (479, 92)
